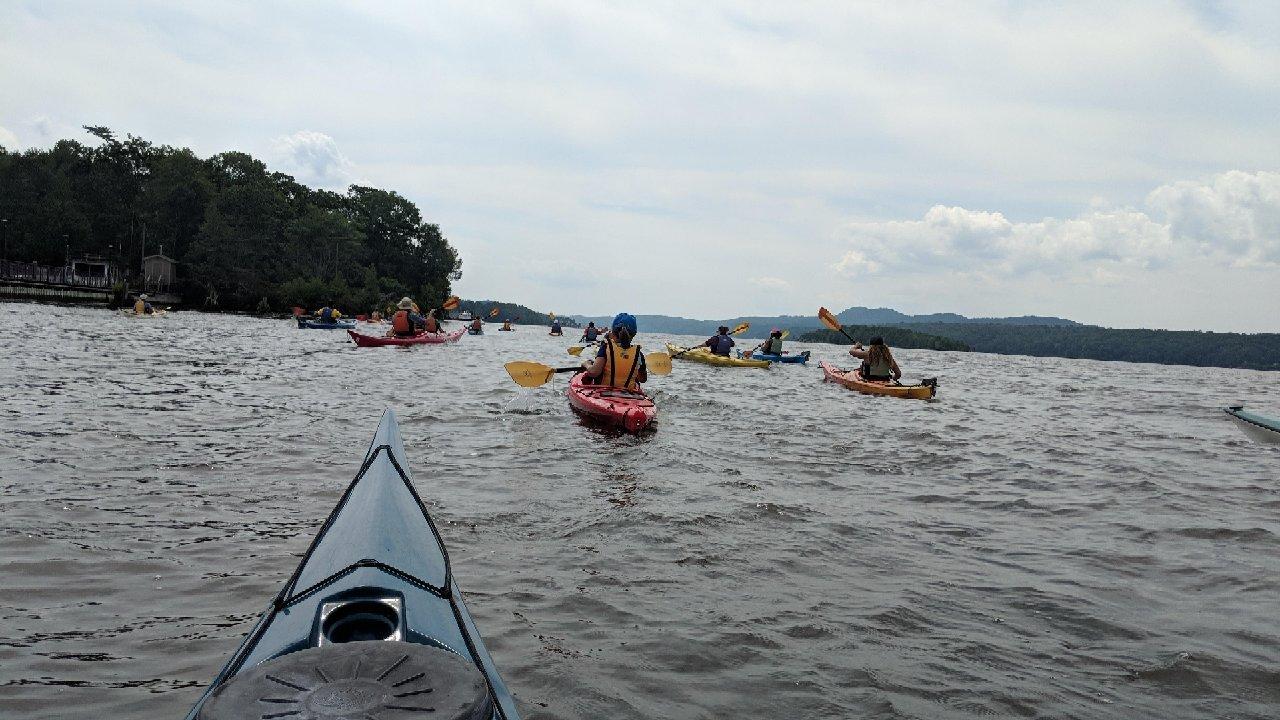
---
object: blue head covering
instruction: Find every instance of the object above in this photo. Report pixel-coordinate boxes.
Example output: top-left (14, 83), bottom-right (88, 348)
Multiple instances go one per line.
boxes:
top-left (611, 312), bottom-right (638, 335)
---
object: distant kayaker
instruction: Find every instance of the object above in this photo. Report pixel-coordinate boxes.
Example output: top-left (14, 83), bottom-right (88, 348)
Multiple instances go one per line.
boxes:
top-left (582, 313), bottom-right (647, 390)
top-left (761, 328), bottom-right (784, 355)
top-left (133, 294), bottom-right (154, 315)
top-left (501, 319), bottom-right (514, 331)
top-left (550, 320), bottom-right (563, 336)
top-left (390, 297), bottom-right (427, 337)
top-left (580, 321), bottom-right (600, 343)
top-left (470, 317), bottom-right (483, 333)
top-left (370, 310), bottom-right (383, 323)
top-left (314, 306), bottom-right (342, 324)
top-left (704, 326), bottom-right (735, 356)
top-left (849, 336), bottom-right (902, 382)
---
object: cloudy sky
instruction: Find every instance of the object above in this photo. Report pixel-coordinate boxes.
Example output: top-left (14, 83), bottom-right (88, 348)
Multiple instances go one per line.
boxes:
top-left (2, 1), bottom-right (1278, 331)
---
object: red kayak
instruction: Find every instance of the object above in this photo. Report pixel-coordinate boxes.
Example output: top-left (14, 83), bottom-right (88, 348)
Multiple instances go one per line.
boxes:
top-left (347, 327), bottom-right (466, 347)
top-left (567, 372), bottom-right (656, 433)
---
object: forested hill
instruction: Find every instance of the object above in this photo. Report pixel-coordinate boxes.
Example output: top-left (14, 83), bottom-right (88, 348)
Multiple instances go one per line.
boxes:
top-left (573, 307), bottom-right (1077, 338)
top-left (805, 323), bottom-right (1280, 371)
top-left (0, 127), bottom-right (460, 312)
top-left (454, 299), bottom-right (559, 327)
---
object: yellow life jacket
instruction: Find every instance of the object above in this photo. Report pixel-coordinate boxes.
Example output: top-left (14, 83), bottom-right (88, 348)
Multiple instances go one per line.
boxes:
top-left (600, 340), bottom-right (642, 390)
top-left (134, 299), bottom-right (145, 314)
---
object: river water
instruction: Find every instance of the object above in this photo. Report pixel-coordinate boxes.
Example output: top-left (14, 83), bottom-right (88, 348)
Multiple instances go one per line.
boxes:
top-left (0, 302), bottom-right (1277, 719)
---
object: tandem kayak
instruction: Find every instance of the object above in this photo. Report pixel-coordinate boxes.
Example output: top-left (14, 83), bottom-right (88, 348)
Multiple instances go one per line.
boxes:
top-left (348, 328), bottom-right (467, 347)
top-left (665, 343), bottom-right (770, 369)
top-left (297, 316), bottom-right (356, 330)
top-left (741, 350), bottom-right (810, 364)
top-left (567, 372), bottom-right (656, 433)
top-left (184, 409), bottom-right (520, 720)
top-left (819, 360), bottom-right (938, 400)
top-left (1225, 405), bottom-right (1280, 444)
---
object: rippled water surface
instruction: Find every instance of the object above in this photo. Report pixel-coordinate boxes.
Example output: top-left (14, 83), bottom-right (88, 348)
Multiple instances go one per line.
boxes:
top-left (1, 302), bottom-right (1278, 719)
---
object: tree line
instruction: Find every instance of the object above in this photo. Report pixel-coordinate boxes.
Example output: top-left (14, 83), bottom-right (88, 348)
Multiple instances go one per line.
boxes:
top-left (0, 127), bottom-right (460, 313)
top-left (796, 326), bottom-right (972, 351)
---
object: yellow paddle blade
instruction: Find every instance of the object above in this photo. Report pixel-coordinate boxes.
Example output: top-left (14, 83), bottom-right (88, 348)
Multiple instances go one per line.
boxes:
top-left (646, 352), bottom-right (672, 375)
top-left (567, 346), bottom-right (585, 356)
top-left (781, 330), bottom-right (791, 340)
top-left (504, 361), bottom-right (556, 388)
top-left (549, 312), bottom-right (556, 321)
top-left (443, 296), bottom-right (460, 310)
top-left (730, 322), bottom-right (750, 335)
top-left (489, 307), bottom-right (500, 318)
top-left (818, 307), bottom-right (842, 331)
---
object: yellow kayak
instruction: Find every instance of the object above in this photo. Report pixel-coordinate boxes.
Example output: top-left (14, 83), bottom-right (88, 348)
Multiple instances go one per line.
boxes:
top-left (665, 343), bottom-right (770, 369)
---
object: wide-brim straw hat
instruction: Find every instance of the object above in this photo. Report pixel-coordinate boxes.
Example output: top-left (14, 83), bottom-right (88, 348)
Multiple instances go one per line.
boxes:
top-left (397, 297), bottom-right (414, 310)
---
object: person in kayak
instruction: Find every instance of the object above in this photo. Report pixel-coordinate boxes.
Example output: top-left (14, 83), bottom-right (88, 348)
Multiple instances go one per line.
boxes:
top-left (761, 328), bottom-right (784, 355)
top-left (370, 310), bottom-right (383, 323)
top-left (500, 319), bottom-right (514, 331)
top-left (470, 317), bottom-right (483, 333)
top-left (580, 321), bottom-right (601, 343)
top-left (550, 320), bottom-right (563, 335)
top-left (133, 294), bottom-right (154, 315)
top-left (582, 313), bottom-right (647, 390)
top-left (314, 306), bottom-right (342, 324)
top-left (849, 336), bottom-right (902, 382)
top-left (704, 326), bottom-right (735, 356)
top-left (424, 308), bottom-right (444, 334)
top-left (390, 298), bottom-right (427, 337)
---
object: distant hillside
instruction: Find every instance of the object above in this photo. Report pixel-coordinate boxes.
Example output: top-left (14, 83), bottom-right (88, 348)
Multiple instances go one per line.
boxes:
top-left (903, 323), bottom-right (1280, 371)
top-left (797, 327), bottom-right (971, 352)
top-left (806, 321), bottom-right (1280, 371)
top-left (574, 307), bottom-right (1077, 338)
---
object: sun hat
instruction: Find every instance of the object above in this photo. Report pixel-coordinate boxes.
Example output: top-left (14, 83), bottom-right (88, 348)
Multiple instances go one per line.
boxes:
top-left (397, 297), bottom-right (414, 310)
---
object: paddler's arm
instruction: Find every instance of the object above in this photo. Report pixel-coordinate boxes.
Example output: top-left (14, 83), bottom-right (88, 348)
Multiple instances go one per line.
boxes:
top-left (582, 355), bottom-right (605, 378)
top-left (891, 357), bottom-right (902, 381)
top-left (847, 343), bottom-right (868, 359)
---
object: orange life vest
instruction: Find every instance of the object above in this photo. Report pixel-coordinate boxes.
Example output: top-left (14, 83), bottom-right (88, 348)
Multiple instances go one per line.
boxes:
top-left (392, 310), bottom-right (413, 335)
top-left (600, 339), bottom-right (642, 391)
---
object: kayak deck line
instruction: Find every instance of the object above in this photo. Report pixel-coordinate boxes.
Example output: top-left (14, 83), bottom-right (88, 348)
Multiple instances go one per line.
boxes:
top-left (185, 409), bottom-right (520, 720)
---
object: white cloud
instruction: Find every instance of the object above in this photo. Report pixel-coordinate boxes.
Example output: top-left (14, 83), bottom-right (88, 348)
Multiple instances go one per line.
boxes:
top-left (749, 276), bottom-right (790, 289)
top-left (834, 171), bottom-right (1280, 281)
top-left (270, 130), bottom-right (354, 190)
top-left (0, 125), bottom-right (17, 149)
top-left (1146, 170), bottom-right (1280, 267)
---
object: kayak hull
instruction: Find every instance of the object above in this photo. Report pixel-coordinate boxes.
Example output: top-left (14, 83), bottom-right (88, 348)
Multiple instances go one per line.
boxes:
top-left (743, 351), bottom-right (810, 364)
top-left (184, 409), bottom-right (519, 720)
top-left (568, 372), bottom-right (656, 433)
top-left (820, 360), bottom-right (937, 400)
top-left (666, 343), bottom-right (770, 369)
top-left (347, 328), bottom-right (466, 347)
top-left (296, 317), bottom-right (356, 330)
top-left (1225, 406), bottom-right (1280, 444)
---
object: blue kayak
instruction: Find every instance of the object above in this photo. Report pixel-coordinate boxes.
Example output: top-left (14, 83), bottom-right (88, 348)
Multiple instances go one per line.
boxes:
top-left (296, 316), bottom-right (356, 330)
top-left (740, 350), bottom-right (810, 364)
top-left (184, 409), bottom-right (520, 720)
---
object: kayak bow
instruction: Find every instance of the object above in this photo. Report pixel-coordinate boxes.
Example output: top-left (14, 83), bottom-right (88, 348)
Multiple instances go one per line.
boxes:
top-left (1224, 405), bottom-right (1280, 444)
top-left (184, 409), bottom-right (520, 720)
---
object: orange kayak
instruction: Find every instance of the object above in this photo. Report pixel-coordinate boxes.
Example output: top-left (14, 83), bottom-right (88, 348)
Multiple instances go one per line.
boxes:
top-left (819, 361), bottom-right (937, 400)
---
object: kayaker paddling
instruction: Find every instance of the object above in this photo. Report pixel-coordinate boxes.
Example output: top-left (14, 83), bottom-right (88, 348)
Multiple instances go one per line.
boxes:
top-left (133, 293), bottom-right (154, 315)
top-left (580, 321), bottom-right (600, 343)
top-left (470, 317), bottom-right (484, 333)
top-left (704, 325), bottom-right (736, 356)
top-left (761, 328), bottom-right (785, 355)
top-left (582, 313), bottom-right (647, 390)
top-left (849, 336), bottom-right (902, 382)
top-left (389, 297), bottom-right (427, 337)
top-left (313, 306), bottom-right (342, 324)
